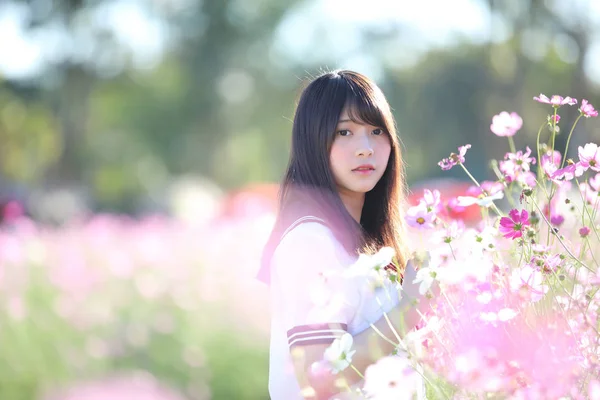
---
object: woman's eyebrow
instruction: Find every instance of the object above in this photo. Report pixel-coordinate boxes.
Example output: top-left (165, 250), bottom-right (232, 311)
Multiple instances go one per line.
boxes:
top-left (337, 118), bottom-right (351, 123)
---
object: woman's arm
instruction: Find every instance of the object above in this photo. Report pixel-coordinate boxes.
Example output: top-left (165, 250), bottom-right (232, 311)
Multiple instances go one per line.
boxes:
top-left (290, 262), bottom-right (432, 399)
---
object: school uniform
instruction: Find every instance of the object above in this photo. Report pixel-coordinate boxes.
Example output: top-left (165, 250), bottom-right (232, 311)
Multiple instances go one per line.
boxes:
top-left (258, 216), bottom-right (418, 399)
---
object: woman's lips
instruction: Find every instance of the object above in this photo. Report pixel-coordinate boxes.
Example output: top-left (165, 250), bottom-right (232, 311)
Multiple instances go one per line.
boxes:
top-left (352, 167), bottom-right (375, 175)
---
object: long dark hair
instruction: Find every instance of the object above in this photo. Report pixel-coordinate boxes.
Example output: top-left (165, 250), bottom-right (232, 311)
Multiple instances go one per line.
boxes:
top-left (259, 70), bottom-right (409, 283)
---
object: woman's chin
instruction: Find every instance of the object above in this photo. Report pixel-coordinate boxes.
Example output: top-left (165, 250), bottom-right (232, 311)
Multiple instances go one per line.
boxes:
top-left (349, 183), bottom-right (377, 194)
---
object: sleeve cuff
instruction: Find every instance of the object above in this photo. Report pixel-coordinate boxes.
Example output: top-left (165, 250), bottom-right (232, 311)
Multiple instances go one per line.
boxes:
top-left (286, 323), bottom-right (348, 348)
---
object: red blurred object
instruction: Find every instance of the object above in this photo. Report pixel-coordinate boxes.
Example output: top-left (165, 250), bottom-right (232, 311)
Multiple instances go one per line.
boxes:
top-left (1, 200), bottom-right (25, 223)
top-left (219, 183), bottom-right (279, 219)
top-left (408, 179), bottom-right (482, 225)
top-left (219, 179), bottom-right (482, 224)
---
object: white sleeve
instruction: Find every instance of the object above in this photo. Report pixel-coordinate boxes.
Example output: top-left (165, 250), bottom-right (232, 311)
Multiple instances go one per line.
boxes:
top-left (271, 222), bottom-right (361, 349)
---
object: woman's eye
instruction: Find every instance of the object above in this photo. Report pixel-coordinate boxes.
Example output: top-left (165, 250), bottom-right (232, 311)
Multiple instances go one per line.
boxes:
top-left (372, 128), bottom-right (385, 136)
top-left (337, 130), bottom-right (351, 136)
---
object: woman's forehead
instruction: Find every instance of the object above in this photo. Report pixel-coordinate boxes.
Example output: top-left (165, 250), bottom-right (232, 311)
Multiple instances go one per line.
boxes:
top-left (339, 106), bottom-right (367, 123)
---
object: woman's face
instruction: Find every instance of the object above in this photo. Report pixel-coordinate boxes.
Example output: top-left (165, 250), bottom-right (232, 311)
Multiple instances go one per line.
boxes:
top-left (329, 107), bottom-right (391, 197)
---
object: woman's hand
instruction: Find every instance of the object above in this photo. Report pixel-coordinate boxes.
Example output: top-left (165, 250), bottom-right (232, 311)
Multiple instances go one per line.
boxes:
top-left (401, 257), bottom-right (439, 312)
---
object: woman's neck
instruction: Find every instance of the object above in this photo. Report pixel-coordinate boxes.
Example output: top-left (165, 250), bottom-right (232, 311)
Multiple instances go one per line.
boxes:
top-left (337, 189), bottom-right (365, 223)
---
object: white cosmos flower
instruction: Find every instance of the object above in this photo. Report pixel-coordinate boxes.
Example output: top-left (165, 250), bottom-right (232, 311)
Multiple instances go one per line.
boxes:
top-left (323, 333), bottom-right (356, 373)
top-left (344, 247), bottom-right (397, 289)
top-left (456, 191), bottom-right (504, 207)
top-left (413, 264), bottom-right (439, 296)
top-left (479, 308), bottom-right (518, 324)
top-left (363, 355), bottom-right (420, 400)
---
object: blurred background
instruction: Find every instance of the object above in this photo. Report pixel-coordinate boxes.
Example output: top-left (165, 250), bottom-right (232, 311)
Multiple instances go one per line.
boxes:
top-left (1, 0), bottom-right (600, 398)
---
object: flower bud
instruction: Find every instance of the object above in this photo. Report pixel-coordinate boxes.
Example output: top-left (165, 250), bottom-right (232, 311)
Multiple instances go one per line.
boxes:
top-left (530, 211), bottom-right (540, 225)
top-left (579, 226), bottom-right (591, 238)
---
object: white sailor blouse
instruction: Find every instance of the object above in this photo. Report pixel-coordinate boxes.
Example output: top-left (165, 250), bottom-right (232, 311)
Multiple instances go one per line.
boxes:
top-left (266, 218), bottom-right (402, 399)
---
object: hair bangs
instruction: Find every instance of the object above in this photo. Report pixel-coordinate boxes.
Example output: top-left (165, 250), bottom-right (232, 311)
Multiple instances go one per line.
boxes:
top-left (342, 78), bottom-right (391, 132)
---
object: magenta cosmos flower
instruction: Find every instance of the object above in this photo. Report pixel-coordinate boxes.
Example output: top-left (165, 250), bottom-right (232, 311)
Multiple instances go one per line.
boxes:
top-left (438, 144), bottom-right (471, 170)
top-left (533, 94), bottom-right (577, 107)
top-left (580, 226), bottom-right (591, 238)
top-left (580, 99), bottom-right (598, 118)
top-left (490, 111), bottom-right (523, 137)
top-left (499, 209), bottom-right (530, 240)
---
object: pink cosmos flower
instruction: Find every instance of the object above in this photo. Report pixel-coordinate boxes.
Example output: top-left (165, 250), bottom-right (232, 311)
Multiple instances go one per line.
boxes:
top-left (540, 151), bottom-right (581, 184)
top-left (490, 111), bottom-right (523, 137)
top-left (579, 182), bottom-right (598, 205)
top-left (509, 265), bottom-right (549, 302)
top-left (458, 181), bottom-right (505, 209)
top-left (438, 144), bottom-right (471, 170)
top-left (500, 148), bottom-right (537, 184)
top-left (578, 143), bottom-right (600, 172)
top-left (531, 254), bottom-right (562, 274)
top-left (498, 209), bottom-right (530, 240)
top-left (499, 159), bottom-right (518, 182)
top-left (541, 155), bottom-right (558, 180)
top-left (506, 147), bottom-right (536, 172)
top-left (419, 188), bottom-right (442, 213)
top-left (551, 114), bottom-right (561, 124)
top-left (580, 99), bottom-right (598, 118)
top-left (466, 181), bottom-right (504, 197)
top-left (533, 94), bottom-right (577, 107)
top-left (546, 150), bottom-right (562, 166)
top-left (590, 173), bottom-right (600, 191)
top-left (532, 243), bottom-right (550, 254)
top-left (445, 197), bottom-right (467, 214)
top-left (405, 204), bottom-right (436, 229)
top-left (516, 171), bottom-right (537, 188)
top-left (552, 162), bottom-right (585, 182)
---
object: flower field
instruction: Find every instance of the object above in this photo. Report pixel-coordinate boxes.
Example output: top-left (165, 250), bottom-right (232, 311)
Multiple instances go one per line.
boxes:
top-left (2, 95), bottom-right (600, 399)
top-left (0, 207), bottom-right (274, 399)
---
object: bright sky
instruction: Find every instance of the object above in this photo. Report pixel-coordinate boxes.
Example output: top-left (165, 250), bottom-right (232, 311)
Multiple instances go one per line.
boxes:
top-left (0, 0), bottom-right (168, 79)
top-left (1, 0), bottom-right (599, 84)
top-left (272, 0), bottom-right (497, 81)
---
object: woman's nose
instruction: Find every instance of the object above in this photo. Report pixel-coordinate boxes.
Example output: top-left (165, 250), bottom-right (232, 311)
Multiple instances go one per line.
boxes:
top-left (355, 135), bottom-right (374, 157)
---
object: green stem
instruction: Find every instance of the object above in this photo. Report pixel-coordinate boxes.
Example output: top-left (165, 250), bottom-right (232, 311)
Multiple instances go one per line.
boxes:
top-left (368, 322), bottom-right (399, 348)
top-left (550, 108), bottom-right (558, 154)
top-left (560, 114), bottom-right (584, 170)
top-left (458, 163), bottom-right (504, 217)
top-left (532, 198), bottom-right (593, 272)
top-left (508, 136), bottom-right (516, 154)
top-left (535, 121), bottom-right (546, 183)
top-left (574, 178), bottom-right (600, 245)
top-left (349, 363), bottom-right (364, 379)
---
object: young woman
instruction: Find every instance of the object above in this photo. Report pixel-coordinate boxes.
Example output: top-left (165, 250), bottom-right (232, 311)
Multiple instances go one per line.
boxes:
top-left (257, 70), bottom-right (430, 399)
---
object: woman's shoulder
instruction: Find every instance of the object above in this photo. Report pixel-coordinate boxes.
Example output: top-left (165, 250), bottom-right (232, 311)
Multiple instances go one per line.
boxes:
top-left (271, 218), bottom-right (350, 270)
top-left (276, 219), bottom-right (340, 255)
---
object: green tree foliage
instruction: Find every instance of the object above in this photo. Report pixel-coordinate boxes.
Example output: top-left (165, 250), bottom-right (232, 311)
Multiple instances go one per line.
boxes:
top-left (1, 0), bottom-right (599, 211)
